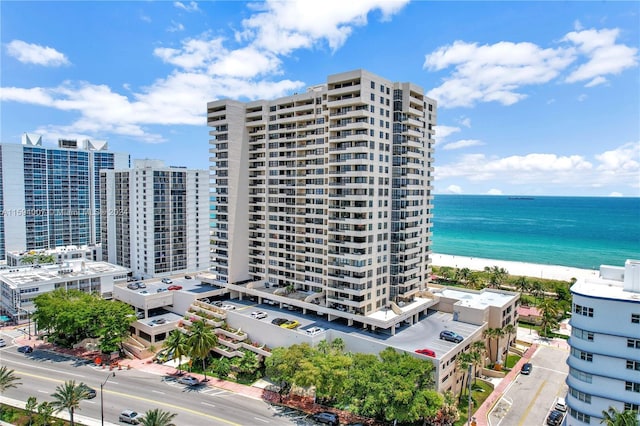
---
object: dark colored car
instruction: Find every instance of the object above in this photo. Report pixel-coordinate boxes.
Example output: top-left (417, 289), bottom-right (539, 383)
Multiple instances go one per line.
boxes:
top-left (439, 330), bottom-right (463, 343)
top-left (521, 362), bottom-right (533, 375)
top-left (271, 318), bottom-right (288, 326)
top-left (312, 411), bottom-right (338, 425)
top-left (17, 345), bottom-right (33, 354)
top-left (80, 384), bottom-right (97, 399)
top-left (126, 282), bottom-right (139, 290)
top-left (546, 409), bottom-right (564, 426)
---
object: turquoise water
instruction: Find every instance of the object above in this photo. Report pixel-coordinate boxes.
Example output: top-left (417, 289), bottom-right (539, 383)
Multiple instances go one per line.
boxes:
top-left (431, 195), bottom-right (640, 270)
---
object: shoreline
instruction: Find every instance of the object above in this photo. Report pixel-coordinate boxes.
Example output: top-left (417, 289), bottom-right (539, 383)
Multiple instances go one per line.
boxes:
top-left (430, 253), bottom-right (600, 282)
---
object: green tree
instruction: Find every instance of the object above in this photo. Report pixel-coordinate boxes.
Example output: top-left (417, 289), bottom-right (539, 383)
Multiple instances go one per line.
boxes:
top-left (538, 299), bottom-right (560, 337)
top-left (0, 366), bottom-right (21, 417)
top-left (25, 396), bottom-right (37, 426)
top-left (37, 402), bottom-right (54, 426)
top-left (163, 329), bottom-right (188, 374)
top-left (186, 320), bottom-right (217, 381)
top-left (50, 380), bottom-right (91, 426)
top-left (470, 341), bottom-right (486, 384)
top-left (467, 272), bottom-right (481, 289)
top-left (483, 328), bottom-right (504, 363)
top-left (235, 350), bottom-right (261, 379)
top-left (484, 266), bottom-right (508, 288)
top-left (139, 408), bottom-right (178, 426)
top-left (212, 357), bottom-right (231, 379)
top-left (530, 280), bottom-right (545, 300)
top-left (455, 352), bottom-right (473, 403)
top-left (429, 391), bottom-right (460, 426)
top-left (503, 323), bottom-right (516, 357)
top-left (600, 406), bottom-right (639, 426)
top-left (514, 276), bottom-right (529, 295)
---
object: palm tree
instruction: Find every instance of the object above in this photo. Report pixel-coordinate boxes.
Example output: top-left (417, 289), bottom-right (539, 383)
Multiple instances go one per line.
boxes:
top-left (163, 329), bottom-right (188, 374)
top-left (600, 406), bottom-right (639, 426)
top-left (455, 352), bottom-right (473, 403)
top-left (530, 280), bottom-right (545, 300)
top-left (49, 380), bottom-right (91, 426)
top-left (0, 366), bottom-right (21, 416)
top-left (467, 272), bottom-right (481, 289)
top-left (514, 276), bottom-right (529, 295)
top-left (25, 396), bottom-right (37, 426)
top-left (503, 324), bottom-right (516, 357)
top-left (484, 266), bottom-right (508, 289)
top-left (139, 408), bottom-right (178, 426)
top-left (37, 402), bottom-right (54, 425)
top-left (538, 299), bottom-right (560, 337)
top-left (186, 320), bottom-right (217, 381)
top-left (470, 341), bottom-right (487, 384)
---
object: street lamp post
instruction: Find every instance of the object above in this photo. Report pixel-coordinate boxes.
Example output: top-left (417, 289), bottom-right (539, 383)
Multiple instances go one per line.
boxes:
top-left (100, 372), bottom-right (115, 426)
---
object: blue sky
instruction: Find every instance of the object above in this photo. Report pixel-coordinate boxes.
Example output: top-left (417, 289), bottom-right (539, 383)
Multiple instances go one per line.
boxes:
top-left (1, 0), bottom-right (638, 196)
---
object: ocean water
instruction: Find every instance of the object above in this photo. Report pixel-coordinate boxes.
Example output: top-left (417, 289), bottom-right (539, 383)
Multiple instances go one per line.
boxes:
top-left (431, 195), bottom-right (640, 270)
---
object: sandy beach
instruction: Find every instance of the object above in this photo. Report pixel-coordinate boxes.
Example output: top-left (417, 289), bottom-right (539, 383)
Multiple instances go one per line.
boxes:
top-left (431, 253), bottom-right (600, 282)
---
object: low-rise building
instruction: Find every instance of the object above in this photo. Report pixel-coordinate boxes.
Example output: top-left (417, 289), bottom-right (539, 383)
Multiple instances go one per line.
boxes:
top-left (0, 259), bottom-right (129, 325)
top-left (566, 259), bottom-right (640, 425)
top-left (5, 245), bottom-right (102, 267)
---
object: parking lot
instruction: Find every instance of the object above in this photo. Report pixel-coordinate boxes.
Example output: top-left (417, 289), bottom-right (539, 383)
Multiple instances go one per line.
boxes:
top-left (488, 345), bottom-right (569, 426)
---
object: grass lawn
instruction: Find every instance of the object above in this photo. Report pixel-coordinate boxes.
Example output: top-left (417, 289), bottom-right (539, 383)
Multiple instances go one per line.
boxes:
top-left (454, 379), bottom-right (494, 426)
top-left (505, 353), bottom-right (521, 369)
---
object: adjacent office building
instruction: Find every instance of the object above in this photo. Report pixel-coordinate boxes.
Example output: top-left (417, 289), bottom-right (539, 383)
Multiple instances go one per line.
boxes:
top-left (207, 69), bottom-right (436, 318)
top-left (566, 259), bottom-right (640, 425)
top-left (0, 134), bottom-right (129, 260)
top-left (100, 159), bottom-right (210, 278)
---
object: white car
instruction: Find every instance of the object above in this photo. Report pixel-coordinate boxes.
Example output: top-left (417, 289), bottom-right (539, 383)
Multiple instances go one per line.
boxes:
top-left (177, 375), bottom-right (200, 386)
top-left (0, 338), bottom-right (6, 347)
top-left (221, 304), bottom-right (236, 310)
top-left (251, 311), bottom-right (267, 319)
top-left (305, 327), bottom-right (326, 336)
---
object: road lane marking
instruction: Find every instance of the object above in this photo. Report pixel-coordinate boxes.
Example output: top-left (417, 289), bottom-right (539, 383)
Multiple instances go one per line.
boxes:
top-left (254, 417), bottom-right (269, 423)
top-left (152, 390), bottom-right (165, 394)
top-left (201, 402), bottom-right (216, 407)
top-left (517, 379), bottom-right (547, 426)
top-left (15, 369), bottom-right (240, 426)
top-left (532, 365), bottom-right (568, 375)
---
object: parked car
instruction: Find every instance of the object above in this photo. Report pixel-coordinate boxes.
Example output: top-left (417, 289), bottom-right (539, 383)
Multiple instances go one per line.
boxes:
top-left (17, 345), bottom-right (33, 354)
top-left (149, 318), bottom-right (167, 326)
top-left (271, 318), bottom-right (288, 326)
top-left (157, 287), bottom-right (168, 293)
top-left (305, 327), bottom-right (326, 336)
top-left (167, 285), bottom-right (182, 291)
top-left (312, 411), bottom-right (338, 425)
top-left (212, 301), bottom-right (224, 307)
top-left (79, 384), bottom-right (97, 399)
top-left (221, 304), bottom-right (236, 310)
top-left (119, 410), bottom-right (142, 425)
top-left (126, 282), bottom-right (139, 290)
top-left (153, 349), bottom-right (175, 363)
top-left (554, 397), bottom-right (567, 412)
top-left (439, 330), bottom-right (463, 343)
top-left (521, 362), bottom-right (533, 375)
top-left (137, 282), bottom-right (146, 289)
top-left (177, 375), bottom-right (200, 386)
top-left (135, 311), bottom-right (145, 319)
top-left (184, 275), bottom-right (192, 279)
top-left (251, 311), bottom-right (268, 319)
top-left (161, 278), bottom-right (173, 284)
top-left (415, 348), bottom-right (436, 357)
top-left (546, 409), bottom-right (564, 426)
top-left (280, 320), bottom-right (301, 329)
top-left (0, 338), bottom-right (6, 347)
top-left (138, 290), bottom-right (149, 295)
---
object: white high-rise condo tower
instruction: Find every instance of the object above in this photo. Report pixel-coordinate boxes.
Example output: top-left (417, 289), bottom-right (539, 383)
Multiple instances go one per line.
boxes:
top-left (207, 69), bottom-right (436, 327)
top-left (567, 259), bottom-right (640, 425)
top-left (0, 134), bottom-right (130, 260)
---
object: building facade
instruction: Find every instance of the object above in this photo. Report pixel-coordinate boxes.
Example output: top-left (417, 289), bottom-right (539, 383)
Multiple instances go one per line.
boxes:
top-left (100, 159), bottom-right (210, 278)
top-left (207, 69), bottom-right (436, 318)
top-left (566, 260), bottom-right (640, 425)
top-left (0, 259), bottom-right (129, 324)
top-left (0, 134), bottom-right (129, 260)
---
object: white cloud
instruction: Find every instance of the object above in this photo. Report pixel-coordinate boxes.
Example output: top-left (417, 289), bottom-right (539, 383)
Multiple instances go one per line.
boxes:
top-left (442, 139), bottom-right (484, 151)
top-left (5, 40), bottom-right (70, 67)
top-left (563, 28), bottom-right (638, 84)
top-left (446, 185), bottom-right (463, 194)
top-left (609, 192), bottom-right (624, 197)
top-left (433, 125), bottom-right (460, 143)
top-left (459, 117), bottom-right (471, 128)
top-left (487, 188), bottom-right (503, 195)
top-left (167, 21), bottom-right (185, 32)
top-left (424, 26), bottom-right (638, 108)
top-left (174, 1), bottom-right (199, 12)
top-left (435, 143), bottom-right (639, 193)
top-left (239, 0), bottom-right (409, 54)
top-left (577, 94), bottom-right (587, 102)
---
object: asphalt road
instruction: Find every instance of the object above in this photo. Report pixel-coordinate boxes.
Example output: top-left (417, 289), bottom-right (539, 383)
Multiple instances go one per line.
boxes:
top-left (0, 332), bottom-right (305, 426)
top-left (488, 345), bottom-right (569, 426)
